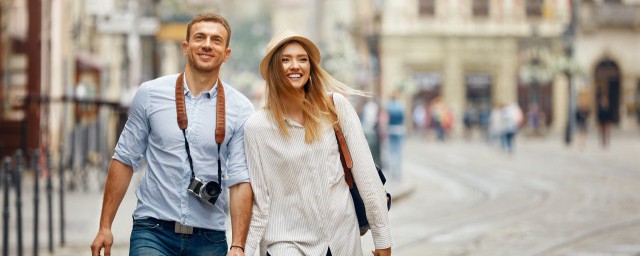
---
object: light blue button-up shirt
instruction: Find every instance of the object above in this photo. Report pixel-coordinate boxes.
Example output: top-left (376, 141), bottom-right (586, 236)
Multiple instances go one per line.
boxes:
top-left (113, 73), bottom-right (254, 231)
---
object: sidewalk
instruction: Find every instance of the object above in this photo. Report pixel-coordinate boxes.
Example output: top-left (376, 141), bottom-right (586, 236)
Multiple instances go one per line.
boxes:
top-left (1, 153), bottom-right (412, 255)
top-left (3, 167), bottom-right (137, 256)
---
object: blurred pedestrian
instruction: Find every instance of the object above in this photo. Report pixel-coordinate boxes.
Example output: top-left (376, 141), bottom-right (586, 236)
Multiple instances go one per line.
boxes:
top-left (527, 103), bottom-right (542, 136)
top-left (501, 102), bottom-right (523, 153)
top-left (386, 90), bottom-right (406, 180)
top-left (412, 101), bottom-right (428, 138)
top-left (90, 12), bottom-right (254, 256)
top-left (478, 103), bottom-right (491, 141)
top-left (575, 99), bottom-right (590, 149)
top-left (462, 106), bottom-right (476, 140)
top-left (488, 103), bottom-right (504, 146)
top-left (597, 95), bottom-right (613, 148)
top-left (362, 99), bottom-right (383, 165)
top-left (431, 97), bottom-right (451, 142)
top-left (243, 30), bottom-right (392, 256)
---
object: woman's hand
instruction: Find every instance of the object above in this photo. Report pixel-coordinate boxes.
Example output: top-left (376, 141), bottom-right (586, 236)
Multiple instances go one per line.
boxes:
top-left (372, 247), bottom-right (391, 256)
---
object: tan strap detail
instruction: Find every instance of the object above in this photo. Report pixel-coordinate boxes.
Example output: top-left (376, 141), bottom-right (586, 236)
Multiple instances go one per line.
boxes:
top-left (175, 73), bottom-right (188, 130)
top-left (215, 79), bottom-right (226, 144)
top-left (175, 72), bottom-right (226, 143)
top-left (330, 93), bottom-right (354, 189)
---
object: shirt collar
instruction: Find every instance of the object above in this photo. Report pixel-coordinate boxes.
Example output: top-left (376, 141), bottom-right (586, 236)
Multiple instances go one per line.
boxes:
top-left (182, 73), bottom-right (220, 99)
top-left (284, 117), bottom-right (304, 128)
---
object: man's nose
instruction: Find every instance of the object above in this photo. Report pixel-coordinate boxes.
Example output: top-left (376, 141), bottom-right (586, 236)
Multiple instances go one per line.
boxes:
top-left (202, 39), bottom-right (213, 49)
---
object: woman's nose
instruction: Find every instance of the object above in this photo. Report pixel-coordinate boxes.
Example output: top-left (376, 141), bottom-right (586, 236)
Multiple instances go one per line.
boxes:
top-left (290, 60), bottom-right (300, 69)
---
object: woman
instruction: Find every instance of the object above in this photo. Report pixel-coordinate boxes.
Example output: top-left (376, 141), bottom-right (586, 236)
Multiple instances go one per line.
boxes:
top-left (243, 30), bottom-right (392, 256)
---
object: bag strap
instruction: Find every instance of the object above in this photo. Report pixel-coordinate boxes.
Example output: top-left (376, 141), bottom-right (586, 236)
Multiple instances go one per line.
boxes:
top-left (329, 93), bottom-right (354, 189)
top-left (175, 72), bottom-right (225, 184)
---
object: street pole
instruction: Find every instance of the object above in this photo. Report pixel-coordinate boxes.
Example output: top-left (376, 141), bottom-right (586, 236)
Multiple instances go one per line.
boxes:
top-left (2, 157), bottom-right (10, 256)
top-left (57, 146), bottom-right (65, 246)
top-left (46, 151), bottom-right (54, 253)
top-left (32, 151), bottom-right (40, 256)
top-left (14, 150), bottom-right (24, 256)
top-left (564, 0), bottom-right (579, 145)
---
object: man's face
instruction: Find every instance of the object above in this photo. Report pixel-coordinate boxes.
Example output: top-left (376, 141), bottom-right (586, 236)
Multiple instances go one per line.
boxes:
top-left (182, 21), bottom-right (231, 73)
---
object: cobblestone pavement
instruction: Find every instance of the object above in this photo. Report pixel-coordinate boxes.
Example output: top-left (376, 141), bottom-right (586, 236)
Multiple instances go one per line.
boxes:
top-left (4, 130), bottom-right (640, 255)
top-left (372, 131), bottom-right (640, 256)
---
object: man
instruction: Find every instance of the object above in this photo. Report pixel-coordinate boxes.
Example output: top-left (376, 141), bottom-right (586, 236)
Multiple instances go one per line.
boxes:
top-left (386, 91), bottom-right (405, 180)
top-left (91, 12), bottom-right (254, 256)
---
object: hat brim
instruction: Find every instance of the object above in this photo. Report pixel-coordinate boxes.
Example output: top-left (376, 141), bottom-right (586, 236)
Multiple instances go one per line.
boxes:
top-left (259, 35), bottom-right (321, 80)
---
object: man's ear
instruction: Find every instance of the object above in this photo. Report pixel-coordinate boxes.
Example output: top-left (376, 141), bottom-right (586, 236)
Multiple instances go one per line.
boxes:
top-left (223, 48), bottom-right (231, 62)
top-left (181, 41), bottom-right (189, 56)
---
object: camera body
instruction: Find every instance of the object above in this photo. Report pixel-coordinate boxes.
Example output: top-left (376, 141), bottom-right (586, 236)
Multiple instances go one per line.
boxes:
top-left (187, 177), bottom-right (222, 206)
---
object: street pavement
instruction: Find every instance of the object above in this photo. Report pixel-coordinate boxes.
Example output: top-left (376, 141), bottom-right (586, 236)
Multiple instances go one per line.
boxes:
top-left (372, 130), bottom-right (640, 256)
top-left (4, 129), bottom-right (639, 255)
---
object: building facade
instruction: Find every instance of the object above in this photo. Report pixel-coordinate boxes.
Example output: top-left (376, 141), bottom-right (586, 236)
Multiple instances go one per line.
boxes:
top-left (574, 0), bottom-right (640, 130)
top-left (378, 0), bottom-right (573, 134)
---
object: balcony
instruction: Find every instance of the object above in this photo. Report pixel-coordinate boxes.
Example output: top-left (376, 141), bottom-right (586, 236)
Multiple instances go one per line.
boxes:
top-left (582, 2), bottom-right (640, 30)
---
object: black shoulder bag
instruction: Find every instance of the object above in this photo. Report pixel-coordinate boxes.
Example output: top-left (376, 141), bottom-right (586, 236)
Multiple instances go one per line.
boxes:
top-left (329, 94), bottom-right (391, 236)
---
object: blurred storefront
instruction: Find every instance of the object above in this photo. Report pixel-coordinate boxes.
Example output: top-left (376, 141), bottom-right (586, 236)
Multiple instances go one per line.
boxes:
top-left (574, 0), bottom-right (640, 130)
top-left (377, 0), bottom-right (571, 135)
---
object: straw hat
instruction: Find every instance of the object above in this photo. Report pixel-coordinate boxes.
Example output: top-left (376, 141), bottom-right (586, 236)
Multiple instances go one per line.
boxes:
top-left (259, 30), bottom-right (321, 80)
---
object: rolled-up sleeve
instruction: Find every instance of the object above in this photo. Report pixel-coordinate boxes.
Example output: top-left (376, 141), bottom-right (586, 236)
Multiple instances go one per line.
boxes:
top-left (334, 94), bottom-right (393, 249)
top-left (112, 85), bottom-right (150, 170)
top-left (224, 102), bottom-right (255, 188)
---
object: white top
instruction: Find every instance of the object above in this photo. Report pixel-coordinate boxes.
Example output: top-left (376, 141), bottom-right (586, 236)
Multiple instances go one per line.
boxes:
top-left (243, 94), bottom-right (392, 256)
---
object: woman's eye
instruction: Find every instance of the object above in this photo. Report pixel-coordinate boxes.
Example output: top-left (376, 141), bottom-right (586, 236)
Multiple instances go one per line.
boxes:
top-left (282, 58), bottom-right (290, 62)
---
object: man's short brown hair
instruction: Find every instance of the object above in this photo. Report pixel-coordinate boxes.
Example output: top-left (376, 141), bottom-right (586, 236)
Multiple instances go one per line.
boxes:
top-left (185, 12), bottom-right (232, 47)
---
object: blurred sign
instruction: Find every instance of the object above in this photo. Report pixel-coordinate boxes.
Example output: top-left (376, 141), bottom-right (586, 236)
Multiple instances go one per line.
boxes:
top-left (465, 73), bottom-right (492, 89)
top-left (414, 72), bottom-right (442, 90)
top-left (84, 0), bottom-right (115, 16)
top-left (96, 13), bottom-right (159, 35)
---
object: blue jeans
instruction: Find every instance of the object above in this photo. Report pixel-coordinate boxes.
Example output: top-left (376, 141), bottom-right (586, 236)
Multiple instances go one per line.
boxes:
top-left (130, 218), bottom-right (228, 256)
top-left (387, 133), bottom-right (404, 180)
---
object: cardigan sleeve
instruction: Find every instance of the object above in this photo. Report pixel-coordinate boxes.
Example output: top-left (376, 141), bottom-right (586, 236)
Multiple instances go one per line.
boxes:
top-left (243, 121), bottom-right (271, 256)
top-left (333, 93), bottom-right (393, 249)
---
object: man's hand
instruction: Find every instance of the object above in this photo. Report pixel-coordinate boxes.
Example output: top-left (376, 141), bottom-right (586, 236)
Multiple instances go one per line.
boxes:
top-left (90, 228), bottom-right (114, 256)
top-left (372, 247), bottom-right (391, 256)
top-left (226, 246), bottom-right (245, 256)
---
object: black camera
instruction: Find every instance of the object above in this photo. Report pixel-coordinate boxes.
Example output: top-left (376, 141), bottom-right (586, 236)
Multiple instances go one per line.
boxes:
top-left (187, 177), bottom-right (222, 206)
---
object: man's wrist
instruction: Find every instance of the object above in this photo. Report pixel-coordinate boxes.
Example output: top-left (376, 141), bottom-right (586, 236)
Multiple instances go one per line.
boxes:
top-left (230, 245), bottom-right (244, 252)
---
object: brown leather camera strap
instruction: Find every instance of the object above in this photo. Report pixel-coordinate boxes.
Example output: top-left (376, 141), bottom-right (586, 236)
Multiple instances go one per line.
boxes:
top-left (329, 93), bottom-right (355, 189)
top-left (175, 72), bottom-right (225, 184)
top-left (175, 72), bottom-right (226, 144)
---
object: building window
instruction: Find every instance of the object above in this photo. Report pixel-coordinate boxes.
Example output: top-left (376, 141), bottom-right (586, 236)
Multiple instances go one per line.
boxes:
top-left (473, 0), bottom-right (490, 17)
top-left (526, 0), bottom-right (543, 18)
top-left (419, 0), bottom-right (435, 16)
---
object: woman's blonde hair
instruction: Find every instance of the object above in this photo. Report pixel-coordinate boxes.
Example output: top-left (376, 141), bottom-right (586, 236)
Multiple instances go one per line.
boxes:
top-left (264, 40), bottom-right (366, 143)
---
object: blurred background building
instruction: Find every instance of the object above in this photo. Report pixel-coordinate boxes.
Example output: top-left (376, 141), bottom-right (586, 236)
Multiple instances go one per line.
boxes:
top-left (1, 0), bottom-right (639, 158)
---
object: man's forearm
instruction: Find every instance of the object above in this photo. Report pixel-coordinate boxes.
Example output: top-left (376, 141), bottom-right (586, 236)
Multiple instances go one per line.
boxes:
top-left (229, 182), bottom-right (253, 247)
top-left (99, 159), bottom-right (134, 229)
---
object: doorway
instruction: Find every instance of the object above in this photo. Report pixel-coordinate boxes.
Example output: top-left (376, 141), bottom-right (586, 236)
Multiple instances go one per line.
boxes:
top-left (594, 59), bottom-right (621, 124)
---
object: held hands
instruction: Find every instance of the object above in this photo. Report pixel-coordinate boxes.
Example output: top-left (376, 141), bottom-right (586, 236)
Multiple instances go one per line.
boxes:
top-left (372, 247), bottom-right (391, 256)
top-left (90, 228), bottom-right (114, 256)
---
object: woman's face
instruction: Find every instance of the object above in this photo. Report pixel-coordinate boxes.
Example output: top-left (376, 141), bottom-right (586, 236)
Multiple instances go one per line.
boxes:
top-left (280, 42), bottom-right (311, 90)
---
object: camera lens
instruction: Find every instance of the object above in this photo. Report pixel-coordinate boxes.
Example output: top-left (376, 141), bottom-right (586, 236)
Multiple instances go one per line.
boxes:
top-left (203, 181), bottom-right (221, 197)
